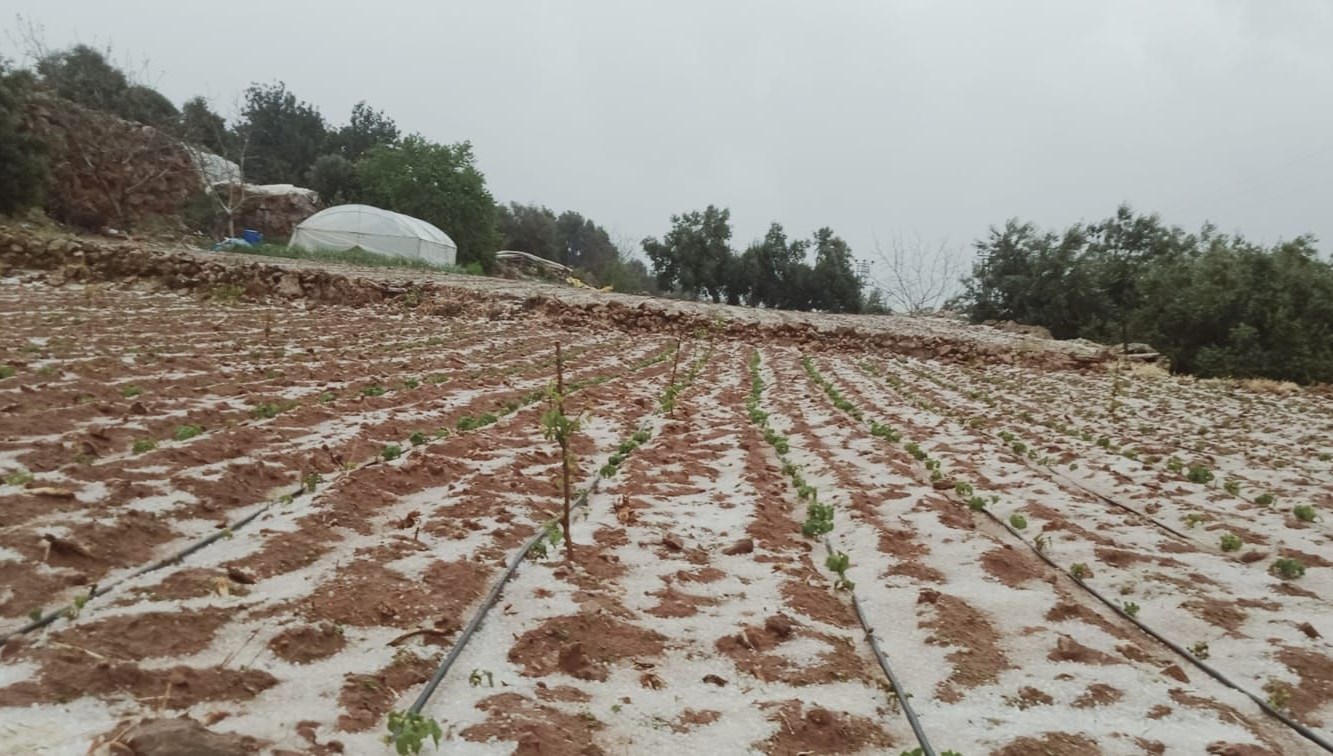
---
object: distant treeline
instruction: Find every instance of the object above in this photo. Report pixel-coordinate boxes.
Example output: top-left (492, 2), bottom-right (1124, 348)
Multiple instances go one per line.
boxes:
top-left (959, 205), bottom-right (1333, 384)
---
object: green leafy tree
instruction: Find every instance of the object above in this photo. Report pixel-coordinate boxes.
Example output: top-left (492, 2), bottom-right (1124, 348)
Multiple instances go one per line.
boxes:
top-left (809, 227), bottom-right (863, 313)
top-left (236, 81), bottom-right (327, 184)
top-left (497, 202), bottom-right (561, 260)
top-left (0, 59), bottom-right (47, 214)
top-left (357, 135), bottom-right (501, 269)
top-left (556, 210), bottom-right (619, 273)
top-left (642, 205), bottom-right (735, 302)
top-left (180, 96), bottom-right (229, 154)
top-left (739, 222), bottom-right (808, 308)
top-left (327, 101), bottom-right (399, 161)
top-left (306, 153), bottom-right (359, 205)
top-left (35, 44), bottom-right (128, 114)
top-left (120, 84), bottom-right (178, 129)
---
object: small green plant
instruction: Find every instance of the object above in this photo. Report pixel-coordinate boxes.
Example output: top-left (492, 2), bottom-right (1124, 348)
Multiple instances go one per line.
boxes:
top-left (1122, 601), bottom-right (1140, 617)
top-left (0, 365), bottom-right (15, 380)
top-left (632, 429), bottom-right (651, 445)
top-left (27, 607), bottom-right (41, 621)
top-left (1219, 533), bottom-right (1242, 552)
top-left (1034, 533), bottom-right (1050, 553)
top-left (1293, 504), bottom-right (1316, 523)
top-left (802, 498), bottom-right (835, 537)
top-left (1186, 466), bottom-right (1214, 484)
top-left (252, 403), bottom-right (282, 419)
top-left (303, 471), bottom-right (323, 493)
top-left (1265, 681), bottom-right (1293, 712)
top-left (403, 378), bottom-right (420, 389)
top-left (1070, 563), bottom-right (1091, 580)
top-left (1010, 440), bottom-right (1027, 455)
top-left (468, 669), bottom-right (495, 687)
top-left (173, 424), bottom-right (204, 441)
top-left (409, 431), bottom-right (427, 447)
top-left (1271, 558), bottom-right (1306, 580)
top-left (132, 439), bottom-right (157, 454)
top-left (319, 391), bottom-right (336, 403)
top-left (1183, 513), bottom-right (1205, 528)
top-left (120, 384), bottom-right (142, 398)
top-left (65, 591), bottom-right (91, 620)
top-left (1167, 457), bottom-right (1184, 473)
top-left (1009, 513), bottom-right (1027, 530)
top-left (385, 710), bottom-right (442, 755)
top-left (825, 550), bottom-right (854, 590)
top-left (362, 384), bottom-right (387, 397)
top-left (4, 469), bottom-right (34, 486)
top-left (967, 496), bottom-right (987, 512)
top-left (1254, 493), bottom-right (1275, 507)
top-left (1190, 641), bottom-right (1210, 660)
top-left (382, 444), bottom-right (403, 461)
top-left (903, 442), bottom-right (927, 461)
top-left (1095, 436), bottom-right (1111, 449)
top-left (954, 481), bottom-right (974, 497)
top-left (1224, 479), bottom-right (1241, 496)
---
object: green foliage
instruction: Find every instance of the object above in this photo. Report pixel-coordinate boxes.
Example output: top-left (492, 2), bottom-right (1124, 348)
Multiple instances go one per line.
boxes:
top-left (1186, 466), bottom-right (1214, 484)
top-left (409, 431), bottom-right (426, 447)
top-left (120, 384), bottom-right (142, 398)
top-left (1190, 641), bottom-right (1210, 659)
top-left (903, 442), bottom-right (928, 461)
top-left (303, 471), bottom-right (322, 493)
top-left (1070, 562), bottom-right (1090, 580)
top-left (0, 365), bottom-right (15, 380)
top-left (362, 384), bottom-right (387, 397)
top-left (357, 136), bottom-right (500, 269)
top-left (1271, 558), bottom-right (1305, 580)
top-left (3, 469), bottom-right (33, 486)
top-left (1293, 504), bottom-right (1316, 523)
top-left (1123, 601), bottom-right (1140, 618)
top-left (132, 439), bottom-right (156, 454)
top-left (1224, 479), bottom-right (1241, 497)
top-left (825, 550), bottom-right (854, 590)
top-left (328, 101), bottom-right (399, 162)
top-left (252, 403), bottom-right (282, 419)
top-left (173, 424), bottom-right (203, 441)
top-left (1220, 533), bottom-right (1242, 552)
top-left (961, 206), bottom-right (1333, 383)
top-left (802, 498), bottom-right (835, 537)
top-left (1254, 493), bottom-right (1276, 507)
top-left (237, 81), bottom-right (328, 184)
top-left (967, 496), bottom-right (987, 512)
top-left (0, 59), bottom-right (47, 214)
top-left (381, 444), bottom-right (402, 461)
top-left (306, 153), bottom-right (359, 205)
top-left (385, 710), bottom-right (442, 755)
top-left (1009, 513), bottom-right (1027, 530)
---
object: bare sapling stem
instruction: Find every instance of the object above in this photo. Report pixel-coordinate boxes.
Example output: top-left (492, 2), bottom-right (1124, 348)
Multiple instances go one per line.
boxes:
top-left (556, 343), bottom-right (573, 560)
top-left (667, 336), bottom-right (683, 417)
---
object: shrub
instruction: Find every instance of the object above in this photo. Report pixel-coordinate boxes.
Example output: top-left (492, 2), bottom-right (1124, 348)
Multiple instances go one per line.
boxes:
top-left (1186, 466), bottom-right (1214, 484)
top-left (381, 444), bottom-right (402, 461)
top-left (1219, 533), bottom-right (1242, 552)
top-left (1293, 504), bottom-right (1316, 523)
top-left (1009, 513), bottom-right (1027, 530)
top-left (1271, 558), bottom-right (1305, 580)
top-left (1254, 493), bottom-right (1275, 507)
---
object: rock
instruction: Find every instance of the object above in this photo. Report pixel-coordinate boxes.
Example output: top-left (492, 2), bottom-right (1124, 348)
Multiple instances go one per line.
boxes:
top-left (114, 716), bottom-right (255, 756)
top-left (721, 538), bottom-right (753, 556)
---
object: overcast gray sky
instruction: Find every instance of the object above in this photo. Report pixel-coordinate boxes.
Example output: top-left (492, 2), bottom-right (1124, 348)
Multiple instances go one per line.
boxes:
top-left (11, 0), bottom-right (1333, 273)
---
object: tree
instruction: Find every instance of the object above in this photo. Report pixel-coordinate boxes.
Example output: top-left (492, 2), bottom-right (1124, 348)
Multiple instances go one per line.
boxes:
top-left (556, 211), bottom-right (618, 273)
top-left (357, 135), bottom-right (501, 268)
top-left (809, 227), bottom-right (862, 313)
top-left (306, 154), bottom-right (358, 205)
top-left (34, 44), bottom-right (127, 114)
top-left (0, 60), bottom-right (46, 214)
top-left (642, 205), bottom-right (734, 302)
top-left (120, 84), bottom-right (178, 129)
top-left (180, 96), bottom-right (228, 154)
top-left (874, 234), bottom-right (963, 314)
top-left (497, 202), bottom-right (561, 260)
top-left (739, 222), bottom-right (807, 308)
top-left (236, 82), bottom-right (327, 184)
top-left (328, 101), bottom-right (399, 161)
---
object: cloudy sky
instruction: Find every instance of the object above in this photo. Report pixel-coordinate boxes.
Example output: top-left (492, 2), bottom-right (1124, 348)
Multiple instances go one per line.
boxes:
top-left (11, 0), bottom-right (1333, 275)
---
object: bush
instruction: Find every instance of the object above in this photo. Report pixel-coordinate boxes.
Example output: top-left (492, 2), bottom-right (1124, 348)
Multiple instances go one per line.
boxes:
top-left (0, 61), bottom-right (48, 215)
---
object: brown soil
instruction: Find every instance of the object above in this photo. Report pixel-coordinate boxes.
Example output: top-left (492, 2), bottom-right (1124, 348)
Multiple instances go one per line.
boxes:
top-left (1005, 686), bottom-right (1054, 710)
top-left (1072, 682), bottom-right (1124, 708)
top-left (995, 732), bottom-right (1103, 755)
top-left (336, 650), bottom-right (439, 732)
top-left (921, 593), bottom-right (1011, 701)
top-left (1047, 635), bottom-right (1122, 665)
top-left (1181, 597), bottom-right (1250, 634)
top-left (645, 584), bottom-right (718, 618)
top-left (461, 692), bottom-right (605, 756)
top-left (715, 615), bottom-right (875, 686)
top-left (979, 545), bottom-right (1046, 587)
top-left (757, 700), bottom-right (894, 755)
top-left (302, 557), bottom-right (489, 629)
top-left (1274, 647), bottom-right (1333, 725)
top-left (508, 612), bottom-right (666, 681)
top-left (268, 622), bottom-right (347, 664)
top-left (671, 708), bottom-right (722, 733)
top-left (53, 606), bottom-right (233, 659)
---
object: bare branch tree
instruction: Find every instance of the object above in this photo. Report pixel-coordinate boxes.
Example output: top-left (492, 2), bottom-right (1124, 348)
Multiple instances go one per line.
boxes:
top-left (871, 232), bottom-right (965, 315)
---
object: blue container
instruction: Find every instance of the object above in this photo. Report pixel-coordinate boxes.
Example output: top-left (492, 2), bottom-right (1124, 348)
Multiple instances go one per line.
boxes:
top-left (242, 229), bottom-right (263, 245)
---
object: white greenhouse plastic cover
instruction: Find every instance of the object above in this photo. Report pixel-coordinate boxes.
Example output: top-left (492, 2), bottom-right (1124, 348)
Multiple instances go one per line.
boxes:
top-left (289, 204), bottom-right (458, 267)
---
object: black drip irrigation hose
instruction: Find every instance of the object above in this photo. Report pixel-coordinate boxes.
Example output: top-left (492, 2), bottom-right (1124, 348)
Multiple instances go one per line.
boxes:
top-left (1, 347), bottom-right (675, 644)
top-left (820, 537), bottom-right (936, 756)
top-left (978, 507), bottom-right (1333, 753)
top-left (823, 357), bottom-right (1333, 752)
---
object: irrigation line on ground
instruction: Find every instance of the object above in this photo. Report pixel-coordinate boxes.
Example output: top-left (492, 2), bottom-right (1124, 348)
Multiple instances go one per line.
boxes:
top-left (0, 344), bottom-right (677, 643)
top-left (819, 537), bottom-right (936, 756)
top-left (819, 355), bottom-right (1333, 753)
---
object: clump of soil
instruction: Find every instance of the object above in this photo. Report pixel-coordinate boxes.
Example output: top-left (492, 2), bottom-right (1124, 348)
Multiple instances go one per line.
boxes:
top-left (757, 700), bottom-right (893, 755)
top-left (461, 692), bottom-right (605, 756)
top-left (336, 650), bottom-right (439, 732)
top-left (995, 732), bottom-right (1101, 755)
top-left (304, 558), bottom-right (488, 629)
top-left (716, 615), bottom-right (873, 686)
top-left (94, 716), bottom-right (263, 756)
top-left (980, 546), bottom-right (1045, 587)
top-left (1073, 682), bottom-right (1124, 708)
top-left (921, 593), bottom-right (1011, 700)
top-left (671, 708), bottom-right (721, 733)
top-left (1275, 647), bottom-right (1333, 725)
top-left (1005, 686), bottom-right (1054, 710)
top-left (508, 612), bottom-right (665, 681)
top-left (54, 607), bottom-right (233, 659)
top-left (1047, 635), bottom-right (1122, 665)
top-left (268, 622), bottom-right (346, 664)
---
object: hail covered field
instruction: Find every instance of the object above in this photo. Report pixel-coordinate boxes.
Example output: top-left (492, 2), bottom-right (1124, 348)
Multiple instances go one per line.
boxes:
top-left (0, 266), bottom-right (1330, 755)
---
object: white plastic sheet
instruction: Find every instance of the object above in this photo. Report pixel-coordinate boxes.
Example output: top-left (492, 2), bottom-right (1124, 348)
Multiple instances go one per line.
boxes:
top-left (289, 204), bottom-right (458, 267)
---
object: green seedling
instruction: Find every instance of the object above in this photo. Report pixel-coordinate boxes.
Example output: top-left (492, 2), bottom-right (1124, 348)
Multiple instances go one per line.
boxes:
top-left (903, 442), bottom-right (927, 461)
top-left (1190, 641), bottom-right (1210, 660)
top-left (1186, 466), bottom-right (1214, 484)
top-left (120, 385), bottom-right (142, 398)
top-left (1009, 513), bottom-right (1027, 530)
top-left (1254, 493), bottom-right (1275, 507)
top-left (1271, 558), bottom-right (1305, 580)
top-left (632, 430), bottom-right (651, 444)
top-left (403, 378), bottom-right (420, 389)
top-left (173, 425), bottom-right (203, 441)
top-left (319, 391), bottom-right (336, 403)
top-left (382, 444), bottom-right (403, 461)
top-left (825, 550), bottom-right (854, 590)
top-left (1167, 457), bottom-right (1184, 474)
top-left (1010, 441), bottom-right (1027, 455)
top-left (954, 481), bottom-right (974, 497)
top-left (362, 384), bottom-right (387, 397)
top-left (1123, 601), bottom-right (1140, 618)
top-left (802, 498), bottom-right (835, 537)
top-left (1183, 513), bottom-right (1205, 528)
top-left (1070, 563), bottom-right (1091, 580)
top-left (1219, 533), bottom-right (1243, 552)
top-left (252, 403), bottom-right (282, 419)
top-left (967, 496), bottom-right (987, 512)
top-left (0, 365), bottom-right (15, 380)
top-left (303, 472), bottom-right (323, 493)
top-left (1224, 480), bottom-right (1241, 497)
top-left (1293, 504), bottom-right (1316, 523)
top-left (409, 431), bottom-right (426, 447)
top-left (385, 710), bottom-right (442, 755)
top-left (132, 439), bottom-right (157, 454)
top-left (4, 469), bottom-right (34, 486)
